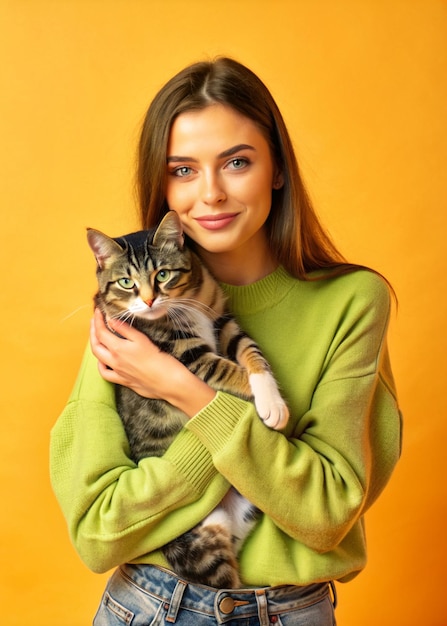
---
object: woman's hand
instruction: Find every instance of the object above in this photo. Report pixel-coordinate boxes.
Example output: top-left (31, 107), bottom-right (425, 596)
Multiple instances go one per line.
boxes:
top-left (90, 309), bottom-right (216, 416)
top-left (90, 308), bottom-right (173, 400)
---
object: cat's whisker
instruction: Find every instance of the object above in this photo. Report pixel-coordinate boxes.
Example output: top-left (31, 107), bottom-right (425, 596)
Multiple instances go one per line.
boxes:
top-left (167, 310), bottom-right (196, 336)
top-left (165, 306), bottom-right (183, 321)
top-left (172, 298), bottom-right (216, 316)
top-left (59, 304), bottom-right (90, 323)
top-left (167, 300), bottom-right (207, 321)
top-left (121, 312), bottom-right (137, 327)
top-left (109, 310), bottom-right (136, 327)
top-left (167, 302), bottom-right (216, 325)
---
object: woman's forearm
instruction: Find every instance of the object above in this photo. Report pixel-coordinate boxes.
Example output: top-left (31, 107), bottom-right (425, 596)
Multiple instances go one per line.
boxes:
top-left (166, 365), bottom-right (217, 418)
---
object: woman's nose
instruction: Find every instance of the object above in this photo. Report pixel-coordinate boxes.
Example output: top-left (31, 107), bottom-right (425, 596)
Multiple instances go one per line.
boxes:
top-left (202, 172), bottom-right (226, 205)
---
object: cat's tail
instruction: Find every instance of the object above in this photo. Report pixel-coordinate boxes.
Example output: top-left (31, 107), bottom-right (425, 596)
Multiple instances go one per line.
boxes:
top-left (162, 514), bottom-right (241, 588)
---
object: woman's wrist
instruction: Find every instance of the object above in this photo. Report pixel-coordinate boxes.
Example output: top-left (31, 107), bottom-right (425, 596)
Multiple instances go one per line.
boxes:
top-left (168, 365), bottom-right (216, 418)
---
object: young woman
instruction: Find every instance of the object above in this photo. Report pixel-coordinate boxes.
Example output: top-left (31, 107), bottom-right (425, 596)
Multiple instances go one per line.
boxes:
top-left (50, 57), bottom-right (402, 625)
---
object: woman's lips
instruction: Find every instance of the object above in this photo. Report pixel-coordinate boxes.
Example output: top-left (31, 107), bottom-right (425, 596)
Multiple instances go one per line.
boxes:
top-left (195, 213), bottom-right (239, 231)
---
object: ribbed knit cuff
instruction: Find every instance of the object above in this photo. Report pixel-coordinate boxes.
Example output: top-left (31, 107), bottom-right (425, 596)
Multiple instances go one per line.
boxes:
top-left (185, 392), bottom-right (253, 455)
top-left (163, 428), bottom-right (218, 493)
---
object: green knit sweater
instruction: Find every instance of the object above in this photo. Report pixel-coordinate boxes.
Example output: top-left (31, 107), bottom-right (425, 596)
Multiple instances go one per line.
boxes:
top-left (50, 266), bottom-right (401, 585)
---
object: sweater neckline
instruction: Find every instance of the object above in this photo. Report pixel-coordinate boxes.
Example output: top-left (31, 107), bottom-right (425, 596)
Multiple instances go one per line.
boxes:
top-left (220, 266), bottom-right (295, 315)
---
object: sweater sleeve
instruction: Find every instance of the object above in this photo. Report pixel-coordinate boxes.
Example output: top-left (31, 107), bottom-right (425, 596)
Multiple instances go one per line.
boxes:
top-left (50, 345), bottom-right (230, 573)
top-left (185, 273), bottom-right (402, 554)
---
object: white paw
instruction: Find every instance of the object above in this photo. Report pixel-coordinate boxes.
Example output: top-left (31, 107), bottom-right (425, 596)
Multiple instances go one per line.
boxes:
top-left (249, 373), bottom-right (289, 430)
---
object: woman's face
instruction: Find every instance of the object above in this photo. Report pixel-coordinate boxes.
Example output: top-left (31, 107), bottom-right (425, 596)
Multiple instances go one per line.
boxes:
top-left (165, 104), bottom-right (281, 261)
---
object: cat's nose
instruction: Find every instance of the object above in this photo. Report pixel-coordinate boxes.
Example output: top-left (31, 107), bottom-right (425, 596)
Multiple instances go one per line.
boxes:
top-left (145, 298), bottom-right (154, 308)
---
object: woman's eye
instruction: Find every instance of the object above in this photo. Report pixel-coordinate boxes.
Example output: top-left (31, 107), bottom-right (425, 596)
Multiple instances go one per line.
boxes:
top-left (156, 270), bottom-right (171, 283)
top-left (173, 166), bottom-right (193, 177)
top-left (227, 157), bottom-right (248, 170)
top-left (118, 278), bottom-right (135, 289)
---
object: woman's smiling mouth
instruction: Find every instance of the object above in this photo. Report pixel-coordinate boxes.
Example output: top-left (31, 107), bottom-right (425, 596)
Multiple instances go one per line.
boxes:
top-left (194, 213), bottom-right (239, 230)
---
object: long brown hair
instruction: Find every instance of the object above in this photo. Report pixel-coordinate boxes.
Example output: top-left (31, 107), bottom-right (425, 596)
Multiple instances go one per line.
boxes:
top-left (136, 57), bottom-right (381, 282)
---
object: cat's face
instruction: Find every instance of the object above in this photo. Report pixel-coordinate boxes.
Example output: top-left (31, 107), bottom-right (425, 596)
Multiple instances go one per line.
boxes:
top-left (87, 212), bottom-right (191, 323)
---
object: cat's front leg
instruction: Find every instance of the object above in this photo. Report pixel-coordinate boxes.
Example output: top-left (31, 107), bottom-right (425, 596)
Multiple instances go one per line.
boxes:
top-left (248, 372), bottom-right (289, 430)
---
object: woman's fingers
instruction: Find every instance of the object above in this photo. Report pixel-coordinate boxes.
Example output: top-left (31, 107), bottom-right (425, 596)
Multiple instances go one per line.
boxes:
top-left (88, 309), bottom-right (213, 412)
top-left (89, 309), bottom-right (159, 393)
top-left (106, 314), bottom-right (141, 342)
top-left (89, 310), bottom-right (126, 372)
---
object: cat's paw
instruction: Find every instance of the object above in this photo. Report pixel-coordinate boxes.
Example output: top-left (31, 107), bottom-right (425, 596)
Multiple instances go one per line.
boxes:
top-left (249, 373), bottom-right (289, 430)
top-left (259, 400), bottom-right (290, 430)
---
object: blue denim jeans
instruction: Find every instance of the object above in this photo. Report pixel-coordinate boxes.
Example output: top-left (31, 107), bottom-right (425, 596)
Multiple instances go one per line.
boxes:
top-left (93, 564), bottom-right (337, 625)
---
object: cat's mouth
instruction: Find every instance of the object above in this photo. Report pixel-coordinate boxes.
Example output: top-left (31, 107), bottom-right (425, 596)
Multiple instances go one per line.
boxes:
top-left (128, 299), bottom-right (168, 321)
top-left (137, 307), bottom-right (168, 321)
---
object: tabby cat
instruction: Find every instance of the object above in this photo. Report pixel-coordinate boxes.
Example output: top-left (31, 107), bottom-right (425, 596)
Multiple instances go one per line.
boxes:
top-left (87, 210), bottom-right (289, 588)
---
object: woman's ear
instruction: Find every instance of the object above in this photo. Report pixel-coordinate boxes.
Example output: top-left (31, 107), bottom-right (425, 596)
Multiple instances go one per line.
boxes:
top-left (273, 171), bottom-right (284, 190)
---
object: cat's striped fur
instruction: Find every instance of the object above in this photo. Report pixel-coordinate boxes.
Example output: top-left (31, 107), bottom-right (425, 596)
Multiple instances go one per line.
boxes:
top-left (87, 211), bottom-right (288, 588)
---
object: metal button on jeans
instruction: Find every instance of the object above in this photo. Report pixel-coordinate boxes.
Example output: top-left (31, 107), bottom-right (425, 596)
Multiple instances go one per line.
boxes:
top-left (219, 597), bottom-right (235, 614)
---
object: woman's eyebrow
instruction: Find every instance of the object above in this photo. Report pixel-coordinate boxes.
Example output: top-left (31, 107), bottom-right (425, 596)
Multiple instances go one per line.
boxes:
top-left (167, 144), bottom-right (255, 163)
top-left (166, 155), bottom-right (197, 163)
top-left (218, 144), bottom-right (256, 159)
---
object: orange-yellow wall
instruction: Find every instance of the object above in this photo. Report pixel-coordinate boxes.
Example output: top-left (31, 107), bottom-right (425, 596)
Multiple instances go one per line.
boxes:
top-left (1, 1), bottom-right (446, 624)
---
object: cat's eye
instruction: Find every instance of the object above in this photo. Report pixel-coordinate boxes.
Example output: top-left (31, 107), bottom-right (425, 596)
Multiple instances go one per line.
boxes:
top-left (156, 270), bottom-right (171, 283)
top-left (118, 278), bottom-right (135, 289)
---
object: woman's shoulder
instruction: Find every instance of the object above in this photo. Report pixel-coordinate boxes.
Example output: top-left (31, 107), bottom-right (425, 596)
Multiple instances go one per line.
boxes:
top-left (300, 267), bottom-right (392, 317)
top-left (332, 267), bottom-right (391, 298)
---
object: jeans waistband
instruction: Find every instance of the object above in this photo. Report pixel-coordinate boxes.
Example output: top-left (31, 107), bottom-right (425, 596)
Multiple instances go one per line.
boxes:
top-left (120, 564), bottom-right (335, 624)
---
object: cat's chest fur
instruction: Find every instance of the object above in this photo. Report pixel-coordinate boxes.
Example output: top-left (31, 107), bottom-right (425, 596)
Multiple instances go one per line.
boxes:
top-left (185, 309), bottom-right (218, 353)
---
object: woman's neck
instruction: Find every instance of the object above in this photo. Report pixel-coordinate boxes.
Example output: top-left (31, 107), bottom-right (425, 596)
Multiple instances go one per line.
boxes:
top-left (198, 246), bottom-right (278, 286)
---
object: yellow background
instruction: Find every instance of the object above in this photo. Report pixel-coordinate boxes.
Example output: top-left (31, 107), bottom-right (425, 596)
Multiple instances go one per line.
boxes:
top-left (1, 1), bottom-right (446, 624)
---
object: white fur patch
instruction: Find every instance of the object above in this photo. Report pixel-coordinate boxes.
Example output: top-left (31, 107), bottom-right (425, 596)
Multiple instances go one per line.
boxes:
top-left (187, 309), bottom-right (217, 352)
top-left (249, 372), bottom-right (289, 430)
top-left (129, 297), bottom-right (167, 320)
top-left (219, 490), bottom-right (258, 551)
top-left (202, 506), bottom-right (232, 533)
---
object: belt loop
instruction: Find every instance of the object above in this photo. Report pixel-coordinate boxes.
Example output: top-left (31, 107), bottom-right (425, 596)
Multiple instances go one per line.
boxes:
top-left (329, 581), bottom-right (338, 609)
top-left (255, 589), bottom-right (270, 626)
top-left (166, 579), bottom-right (187, 623)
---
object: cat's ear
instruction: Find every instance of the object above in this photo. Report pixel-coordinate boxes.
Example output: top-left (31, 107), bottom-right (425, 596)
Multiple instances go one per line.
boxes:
top-left (87, 228), bottom-right (124, 269)
top-left (152, 211), bottom-right (184, 250)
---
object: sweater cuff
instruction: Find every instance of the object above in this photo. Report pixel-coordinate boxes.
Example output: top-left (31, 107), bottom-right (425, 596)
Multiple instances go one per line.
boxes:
top-left (185, 392), bottom-right (253, 454)
top-left (163, 428), bottom-right (218, 493)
